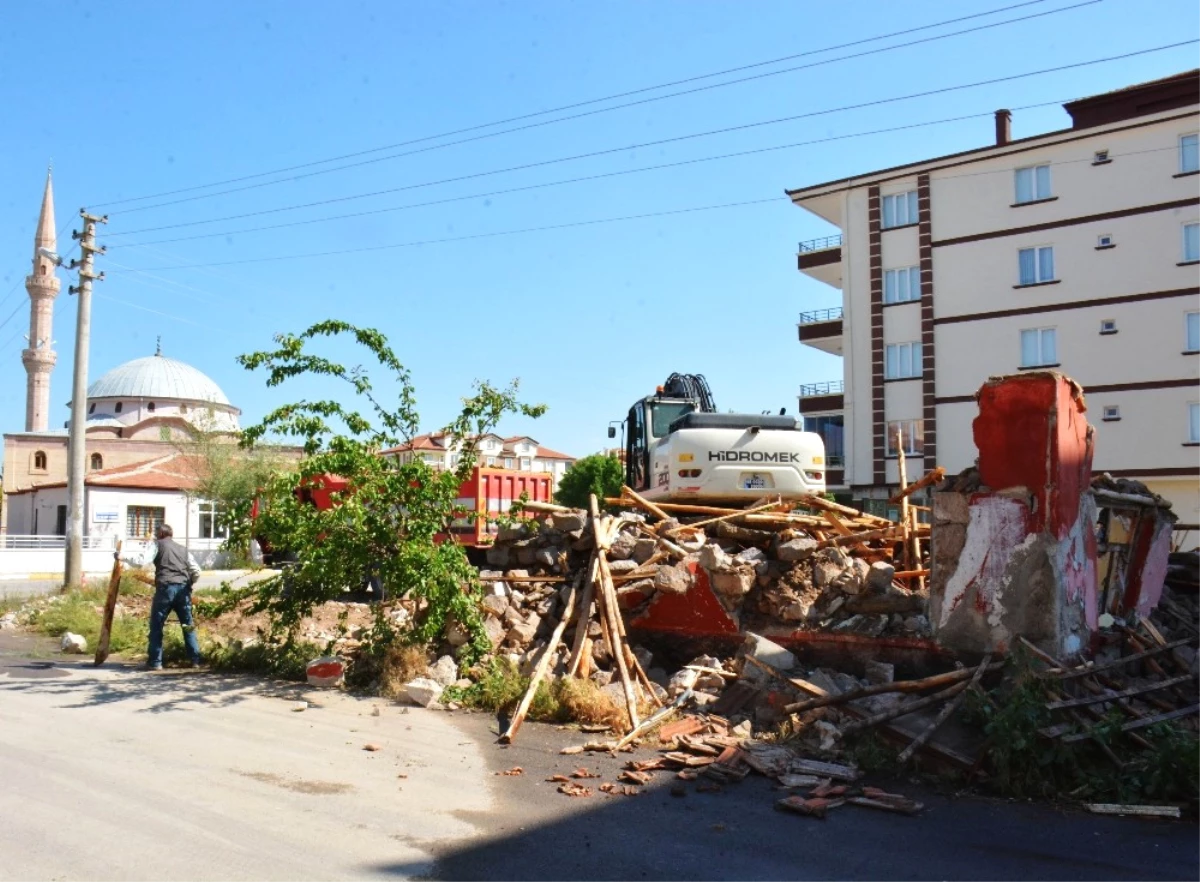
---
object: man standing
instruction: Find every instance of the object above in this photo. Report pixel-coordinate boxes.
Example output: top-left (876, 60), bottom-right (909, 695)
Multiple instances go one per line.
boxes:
top-left (120, 524), bottom-right (203, 670)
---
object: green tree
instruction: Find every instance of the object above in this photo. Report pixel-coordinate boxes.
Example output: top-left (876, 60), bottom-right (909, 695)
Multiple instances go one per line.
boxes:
top-left (231, 320), bottom-right (544, 658)
top-left (555, 453), bottom-right (624, 509)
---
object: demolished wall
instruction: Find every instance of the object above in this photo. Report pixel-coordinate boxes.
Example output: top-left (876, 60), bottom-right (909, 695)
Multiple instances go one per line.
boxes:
top-left (930, 372), bottom-right (1098, 660)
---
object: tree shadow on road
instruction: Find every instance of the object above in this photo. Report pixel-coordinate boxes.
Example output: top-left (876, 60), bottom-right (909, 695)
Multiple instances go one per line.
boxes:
top-left (0, 656), bottom-right (308, 714)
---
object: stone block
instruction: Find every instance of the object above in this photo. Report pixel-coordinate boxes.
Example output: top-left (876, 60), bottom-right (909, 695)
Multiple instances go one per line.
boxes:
top-left (867, 561), bottom-right (896, 593)
top-left (427, 655), bottom-right (459, 687)
top-left (405, 677), bottom-right (445, 708)
top-left (776, 536), bottom-right (818, 562)
top-left (550, 512), bottom-right (587, 533)
top-left (485, 545), bottom-right (510, 567)
top-left (654, 565), bottom-right (692, 595)
top-left (710, 568), bottom-right (756, 598)
top-left (632, 538), bottom-right (658, 563)
top-left (698, 543), bottom-right (732, 572)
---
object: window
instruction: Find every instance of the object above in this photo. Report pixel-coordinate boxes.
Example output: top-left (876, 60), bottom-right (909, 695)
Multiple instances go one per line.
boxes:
top-left (147, 402), bottom-right (156, 412)
top-left (199, 502), bottom-right (228, 539)
top-left (1097, 234), bottom-right (1113, 248)
top-left (485, 456), bottom-right (496, 466)
top-left (885, 342), bottom-right (923, 379)
top-left (1190, 403), bottom-right (1200, 444)
top-left (88, 403), bottom-right (96, 414)
top-left (885, 420), bottom-right (924, 457)
top-left (881, 191), bottom-right (918, 229)
top-left (126, 506), bottom-right (165, 538)
top-left (32, 450), bottom-right (47, 471)
top-left (1093, 150), bottom-right (1109, 164)
top-left (884, 266), bottom-right (921, 304)
top-left (1181, 134), bottom-right (1199, 174)
top-left (504, 457), bottom-right (513, 469)
top-left (1020, 327), bottom-right (1058, 367)
top-left (89, 453), bottom-right (103, 470)
top-left (803, 414), bottom-right (844, 466)
top-left (1018, 246), bottom-right (1055, 285)
top-left (519, 457), bottom-right (531, 471)
top-left (114, 402), bottom-right (123, 413)
top-left (1186, 312), bottom-right (1199, 353)
top-left (1183, 223), bottom-right (1199, 263)
top-left (1102, 405), bottom-right (1120, 421)
top-left (1100, 319), bottom-right (1117, 335)
top-left (1014, 164), bottom-right (1051, 203)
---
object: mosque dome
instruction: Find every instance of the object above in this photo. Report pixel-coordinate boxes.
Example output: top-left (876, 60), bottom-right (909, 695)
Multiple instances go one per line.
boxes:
top-left (87, 353), bottom-right (233, 407)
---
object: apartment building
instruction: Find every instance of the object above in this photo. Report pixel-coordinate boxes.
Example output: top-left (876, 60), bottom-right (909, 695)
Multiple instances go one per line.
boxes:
top-left (381, 433), bottom-right (576, 491)
top-left (789, 70), bottom-right (1199, 531)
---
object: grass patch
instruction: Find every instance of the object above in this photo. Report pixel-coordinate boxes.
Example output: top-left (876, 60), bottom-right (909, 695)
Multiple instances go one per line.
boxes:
top-left (446, 658), bottom-right (630, 728)
top-left (25, 581), bottom-right (148, 657)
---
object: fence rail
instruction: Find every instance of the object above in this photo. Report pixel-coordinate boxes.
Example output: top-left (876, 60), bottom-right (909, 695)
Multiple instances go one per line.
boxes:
top-left (799, 380), bottom-right (844, 397)
top-left (797, 306), bottom-right (844, 325)
top-left (798, 234), bottom-right (843, 253)
top-left (0, 535), bottom-right (115, 550)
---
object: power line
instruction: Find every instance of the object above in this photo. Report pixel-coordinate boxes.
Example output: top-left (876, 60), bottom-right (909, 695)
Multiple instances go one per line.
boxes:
top-left (111, 102), bottom-right (1068, 249)
top-left (107, 197), bottom-right (786, 272)
top-left (103, 39), bottom-right (1195, 239)
top-left (92, 0), bottom-right (1069, 210)
top-left (105, 0), bottom-right (1107, 216)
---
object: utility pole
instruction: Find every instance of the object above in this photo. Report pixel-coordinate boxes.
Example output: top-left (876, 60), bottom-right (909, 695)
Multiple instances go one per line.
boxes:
top-left (64, 210), bottom-right (106, 587)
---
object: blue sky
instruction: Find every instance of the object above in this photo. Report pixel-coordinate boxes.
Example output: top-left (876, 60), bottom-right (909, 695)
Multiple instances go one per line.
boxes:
top-left (0, 0), bottom-right (1196, 458)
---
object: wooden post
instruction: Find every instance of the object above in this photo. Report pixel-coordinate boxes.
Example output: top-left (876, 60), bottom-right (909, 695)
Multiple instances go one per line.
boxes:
top-left (895, 426), bottom-right (911, 573)
top-left (565, 557), bottom-right (598, 677)
top-left (94, 540), bottom-right (123, 667)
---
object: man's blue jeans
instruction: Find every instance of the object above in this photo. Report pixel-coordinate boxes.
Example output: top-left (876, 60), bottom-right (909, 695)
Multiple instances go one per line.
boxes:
top-left (148, 582), bottom-right (201, 668)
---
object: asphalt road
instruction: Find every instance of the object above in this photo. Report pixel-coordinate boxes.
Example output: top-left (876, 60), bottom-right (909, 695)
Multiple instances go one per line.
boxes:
top-left (2, 633), bottom-right (1196, 882)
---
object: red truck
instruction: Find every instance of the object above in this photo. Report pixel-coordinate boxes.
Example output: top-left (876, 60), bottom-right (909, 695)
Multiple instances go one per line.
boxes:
top-left (256, 465), bottom-right (555, 565)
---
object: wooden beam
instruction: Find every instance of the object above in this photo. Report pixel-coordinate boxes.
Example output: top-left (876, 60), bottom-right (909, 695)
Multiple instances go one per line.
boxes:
top-left (889, 467), bottom-right (946, 504)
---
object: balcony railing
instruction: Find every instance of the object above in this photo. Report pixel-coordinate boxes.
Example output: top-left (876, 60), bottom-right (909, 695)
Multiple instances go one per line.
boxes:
top-left (0, 534), bottom-right (115, 550)
top-left (799, 380), bottom-right (844, 397)
top-left (798, 306), bottom-right (844, 325)
top-left (798, 234), bottom-right (843, 253)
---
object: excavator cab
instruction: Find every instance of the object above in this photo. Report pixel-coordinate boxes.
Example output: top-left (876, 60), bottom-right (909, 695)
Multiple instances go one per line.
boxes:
top-left (622, 396), bottom-right (697, 491)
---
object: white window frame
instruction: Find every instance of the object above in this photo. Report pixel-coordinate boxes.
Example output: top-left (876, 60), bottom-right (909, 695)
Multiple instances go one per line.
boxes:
top-left (1100, 318), bottom-right (1117, 335)
top-left (1190, 402), bottom-right (1200, 444)
top-left (885, 420), bottom-right (924, 457)
top-left (1017, 245), bottom-right (1055, 285)
top-left (1014, 164), bottom-right (1052, 203)
top-left (1180, 133), bottom-right (1199, 174)
top-left (1102, 405), bottom-right (1120, 421)
top-left (1020, 327), bottom-right (1058, 368)
top-left (884, 342), bottom-right (923, 379)
top-left (198, 501), bottom-right (228, 540)
top-left (1097, 233), bottom-right (1113, 248)
top-left (883, 266), bottom-right (921, 304)
top-left (881, 191), bottom-right (919, 229)
top-left (1183, 222), bottom-right (1199, 263)
top-left (1187, 311), bottom-right (1199, 353)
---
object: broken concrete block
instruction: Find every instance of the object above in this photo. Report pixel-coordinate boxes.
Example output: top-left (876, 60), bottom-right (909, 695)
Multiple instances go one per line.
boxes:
top-left (405, 677), bottom-right (445, 708)
top-left (496, 523), bottom-right (529, 542)
top-left (863, 660), bottom-right (894, 685)
top-left (483, 617), bottom-right (506, 649)
top-left (505, 569), bottom-right (531, 580)
top-left (812, 559), bottom-right (844, 588)
top-left (485, 545), bottom-right (511, 567)
top-left (550, 512), bottom-right (587, 533)
top-left (306, 656), bottom-right (345, 687)
top-left (710, 567), bottom-right (756, 598)
top-left (506, 615), bottom-right (540, 646)
top-left (867, 561), bottom-right (896, 593)
top-left (778, 599), bottom-right (813, 622)
top-left (535, 548), bottom-right (561, 569)
top-left (481, 595), bottom-right (509, 618)
top-left (608, 559), bottom-right (640, 574)
top-left (698, 543), bottom-right (733, 573)
top-left (776, 535), bottom-right (819, 562)
top-left (60, 632), bottom-right (87, 654)
top-left (632, 538), bottom-right (658, 563)
top-left (608, 532), bottom-right (638, 561)
top-left (514, 541), bottom-right (538, 566)
top-left (669, 668), bottom-right (699, 697)
top-left (427, 655), bottom-right (459, 688)
top-left (736, 547), bottom-right (768, 565)
top-left (445, 617), bottom-right (471, 647)
top-left (0, 612), bottom-right (18, 630)
top-left (654, 564), bottom-right (693, 595)
top-left (741, 633), bottom-right (795, 682)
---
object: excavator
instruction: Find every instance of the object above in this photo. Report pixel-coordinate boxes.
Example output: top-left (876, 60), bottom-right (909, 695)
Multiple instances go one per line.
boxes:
top-left (609, 372), bottom-right (827, 504)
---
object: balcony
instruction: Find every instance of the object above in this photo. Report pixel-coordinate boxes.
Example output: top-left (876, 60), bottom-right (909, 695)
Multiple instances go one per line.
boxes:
top-left (796, 234), bottom-right (843, 288)
top-left (798, 379), bottom-right (844, 415)
top-left (796, 306), bottom-right (844, 355)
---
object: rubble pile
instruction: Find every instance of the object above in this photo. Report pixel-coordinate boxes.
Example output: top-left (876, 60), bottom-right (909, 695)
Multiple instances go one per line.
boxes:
top-left (471, 487), bottom-right (937, 704)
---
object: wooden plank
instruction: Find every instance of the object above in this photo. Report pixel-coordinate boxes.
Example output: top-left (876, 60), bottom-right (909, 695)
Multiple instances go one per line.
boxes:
top-left (1046, 637), bottom-right (1198, 680)
top-left (1085, 803), bottom-right (1181, 819)
top-left (565, 564), bottom-right (595, 678)
top-left (1045, 675), bottom-right (1193, 710)
top-left (897, 655), bottom-right (991, 763)
top-left (889, 467), bottom-right (946, 504)
top-left (620, 486), bottom-right (672, 522)
top-left (93, 540), bottom-right (124, 667)
top-left (1059, 704), bottom-right (1200, 743)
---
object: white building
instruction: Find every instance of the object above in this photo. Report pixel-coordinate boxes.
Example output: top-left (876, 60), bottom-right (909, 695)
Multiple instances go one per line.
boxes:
top-left (788, 70), bottom-right (1199, 534)
top-left (381, 433), bottom-right (576, 490)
